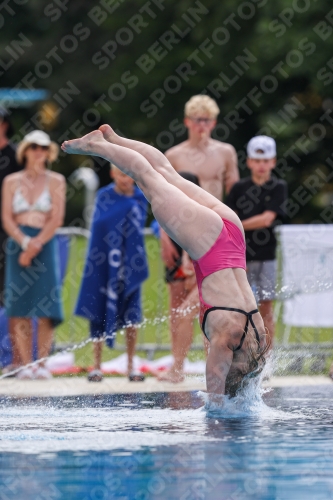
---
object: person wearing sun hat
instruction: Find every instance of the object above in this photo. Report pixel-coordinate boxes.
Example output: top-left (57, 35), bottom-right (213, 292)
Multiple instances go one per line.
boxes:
top-left (227, 135), bottom-right (288, 351)
top-left (1, 130), bottom-right (66, 380)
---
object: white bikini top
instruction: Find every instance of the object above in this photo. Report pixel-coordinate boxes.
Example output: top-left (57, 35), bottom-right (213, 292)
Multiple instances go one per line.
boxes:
top-left (12, 172), bottom-right (52, 214)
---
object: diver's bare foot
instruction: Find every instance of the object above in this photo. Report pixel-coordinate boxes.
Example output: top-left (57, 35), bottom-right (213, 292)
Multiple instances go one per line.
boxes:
top-left (99, 124), bottom-right (117, 143)
top-left (61, 130), bottom-right (105, 155)
top-left (157, 368), bottom-right (185, 383)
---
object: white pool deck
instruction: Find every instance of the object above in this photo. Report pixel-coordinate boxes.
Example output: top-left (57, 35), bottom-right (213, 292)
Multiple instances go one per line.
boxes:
top-left (0, 375), bottom-right (331, 398)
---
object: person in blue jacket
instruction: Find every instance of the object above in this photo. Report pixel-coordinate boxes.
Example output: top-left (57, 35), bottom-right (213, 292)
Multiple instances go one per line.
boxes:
top-left (75, 164), bottom-right (149, 382)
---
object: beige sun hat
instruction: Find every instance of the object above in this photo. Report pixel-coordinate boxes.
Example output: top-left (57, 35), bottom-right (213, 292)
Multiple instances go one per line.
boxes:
top-left (16, 130), bottom-right (59, 165)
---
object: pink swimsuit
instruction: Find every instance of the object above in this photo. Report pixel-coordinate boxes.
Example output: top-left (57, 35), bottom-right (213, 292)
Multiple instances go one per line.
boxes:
top-left (192, 218), bottom-right (260, 348)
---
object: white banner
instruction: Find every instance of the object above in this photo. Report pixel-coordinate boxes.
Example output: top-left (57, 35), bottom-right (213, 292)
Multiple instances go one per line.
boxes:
top-left (278, 225), bottom-right (333, 327)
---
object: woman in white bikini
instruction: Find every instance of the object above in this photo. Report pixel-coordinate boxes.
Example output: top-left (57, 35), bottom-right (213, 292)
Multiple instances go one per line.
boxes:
top-left (2, 130), bottom-right (66, 380)
top-left (62, 126), bottom-right (268, 397)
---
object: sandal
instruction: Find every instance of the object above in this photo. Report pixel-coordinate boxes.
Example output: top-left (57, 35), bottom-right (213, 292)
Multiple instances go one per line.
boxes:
top-left (16, 367), bottom-right (34, 380)
top-left (34, 366), bottom-right (52, 380)
top-left (1, 365), bottom-right (20, 378)
top-left (87, 369), bottom-right (103, 382)
top-left (128, 372), bottom-right (145, 382)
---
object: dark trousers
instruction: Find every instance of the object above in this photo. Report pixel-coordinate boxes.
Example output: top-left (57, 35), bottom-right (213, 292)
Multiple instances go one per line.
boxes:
top-left (0, 232), bottom-right (7, 308)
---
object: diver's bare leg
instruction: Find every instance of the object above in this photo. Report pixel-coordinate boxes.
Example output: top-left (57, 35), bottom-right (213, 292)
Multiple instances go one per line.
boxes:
top-left (99, 124), bottom-right (234, 217)
top-left (62, 131), bottom-right (222, 260)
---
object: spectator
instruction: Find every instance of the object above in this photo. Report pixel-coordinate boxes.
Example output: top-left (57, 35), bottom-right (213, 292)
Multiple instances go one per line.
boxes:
top-left (75, 164), bottom-right (148, 382)
top-left (227, 136), bottom-right (288, 347)
top-left (0, 109), bottom-right (21, 372)
top-left (159, 95), bottom-right (239, 382)
top-left (165, 94), bottom-right (239, 198)
top-left (158, 172), bottom-right (201, 383)
top-left (1, 130), bottom-right (66, 379)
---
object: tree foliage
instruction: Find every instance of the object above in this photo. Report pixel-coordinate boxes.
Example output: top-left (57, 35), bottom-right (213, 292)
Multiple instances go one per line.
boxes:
top-left (1, 0), bottom-right (333, 222)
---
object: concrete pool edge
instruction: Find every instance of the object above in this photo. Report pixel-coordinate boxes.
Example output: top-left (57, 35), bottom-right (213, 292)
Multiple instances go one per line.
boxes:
top-left (0, 375), bottom-right (331, 397)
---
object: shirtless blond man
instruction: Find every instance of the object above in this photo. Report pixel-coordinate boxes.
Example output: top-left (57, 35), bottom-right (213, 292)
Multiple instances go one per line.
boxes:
top-left (159, 95), bottom-right (240, 382)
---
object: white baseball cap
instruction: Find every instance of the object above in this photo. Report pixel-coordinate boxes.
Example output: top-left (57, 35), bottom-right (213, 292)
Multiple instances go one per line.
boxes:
top-left (247, 135), bottom-right (276, 159)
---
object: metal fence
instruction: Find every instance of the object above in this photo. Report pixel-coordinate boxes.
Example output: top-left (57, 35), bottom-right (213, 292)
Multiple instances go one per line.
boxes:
top-left (57, 226), bottom-right (333, 372)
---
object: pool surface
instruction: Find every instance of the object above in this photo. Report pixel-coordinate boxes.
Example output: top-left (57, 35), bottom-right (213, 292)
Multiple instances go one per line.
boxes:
top-left (1, 386), bottom-right (333, 499)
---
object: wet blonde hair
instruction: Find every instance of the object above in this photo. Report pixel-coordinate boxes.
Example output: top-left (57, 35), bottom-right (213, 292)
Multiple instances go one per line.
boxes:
top-left (184, 95), bottom-right (220, 119)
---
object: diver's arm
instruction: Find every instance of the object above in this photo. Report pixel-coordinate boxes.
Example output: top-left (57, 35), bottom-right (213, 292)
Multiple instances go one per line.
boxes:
top-left (206, 340), bottom-right (233, 395)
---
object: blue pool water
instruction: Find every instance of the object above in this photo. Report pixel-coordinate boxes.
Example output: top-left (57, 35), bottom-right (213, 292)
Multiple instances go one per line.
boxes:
top-left (0, 386), bottom-right (333, 500)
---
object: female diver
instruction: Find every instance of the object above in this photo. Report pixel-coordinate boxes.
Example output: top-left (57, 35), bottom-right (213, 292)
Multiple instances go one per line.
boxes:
top-left (61, 125), bottom-right (268, 397)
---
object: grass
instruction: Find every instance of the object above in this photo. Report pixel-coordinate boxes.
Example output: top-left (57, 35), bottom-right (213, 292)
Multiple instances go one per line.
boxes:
top-left (55, 235), bottom-right (333, 371)
top-left (55, 235), bottom-right (204, 367)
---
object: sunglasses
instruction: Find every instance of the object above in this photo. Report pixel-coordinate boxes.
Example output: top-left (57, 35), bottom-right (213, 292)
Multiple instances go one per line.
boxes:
top-left (29, 143), bottom-right (49, 151)
top-left (187, 117), bottom-right (214, 124)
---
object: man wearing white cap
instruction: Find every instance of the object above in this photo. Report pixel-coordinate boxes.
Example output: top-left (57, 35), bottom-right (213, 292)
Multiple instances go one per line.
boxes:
top-left (227, 136), bottom-right (288, 348)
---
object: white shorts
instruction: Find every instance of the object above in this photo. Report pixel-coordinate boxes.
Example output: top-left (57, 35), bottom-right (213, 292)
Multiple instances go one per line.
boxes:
top-left (247, 260), bottom-right (277, 302)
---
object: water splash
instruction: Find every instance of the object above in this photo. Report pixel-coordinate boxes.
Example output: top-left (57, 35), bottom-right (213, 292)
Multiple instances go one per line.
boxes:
top-left (200, 381), bottom-right (268, 419)
top-left (200, 358), bottom-right (290, 419)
